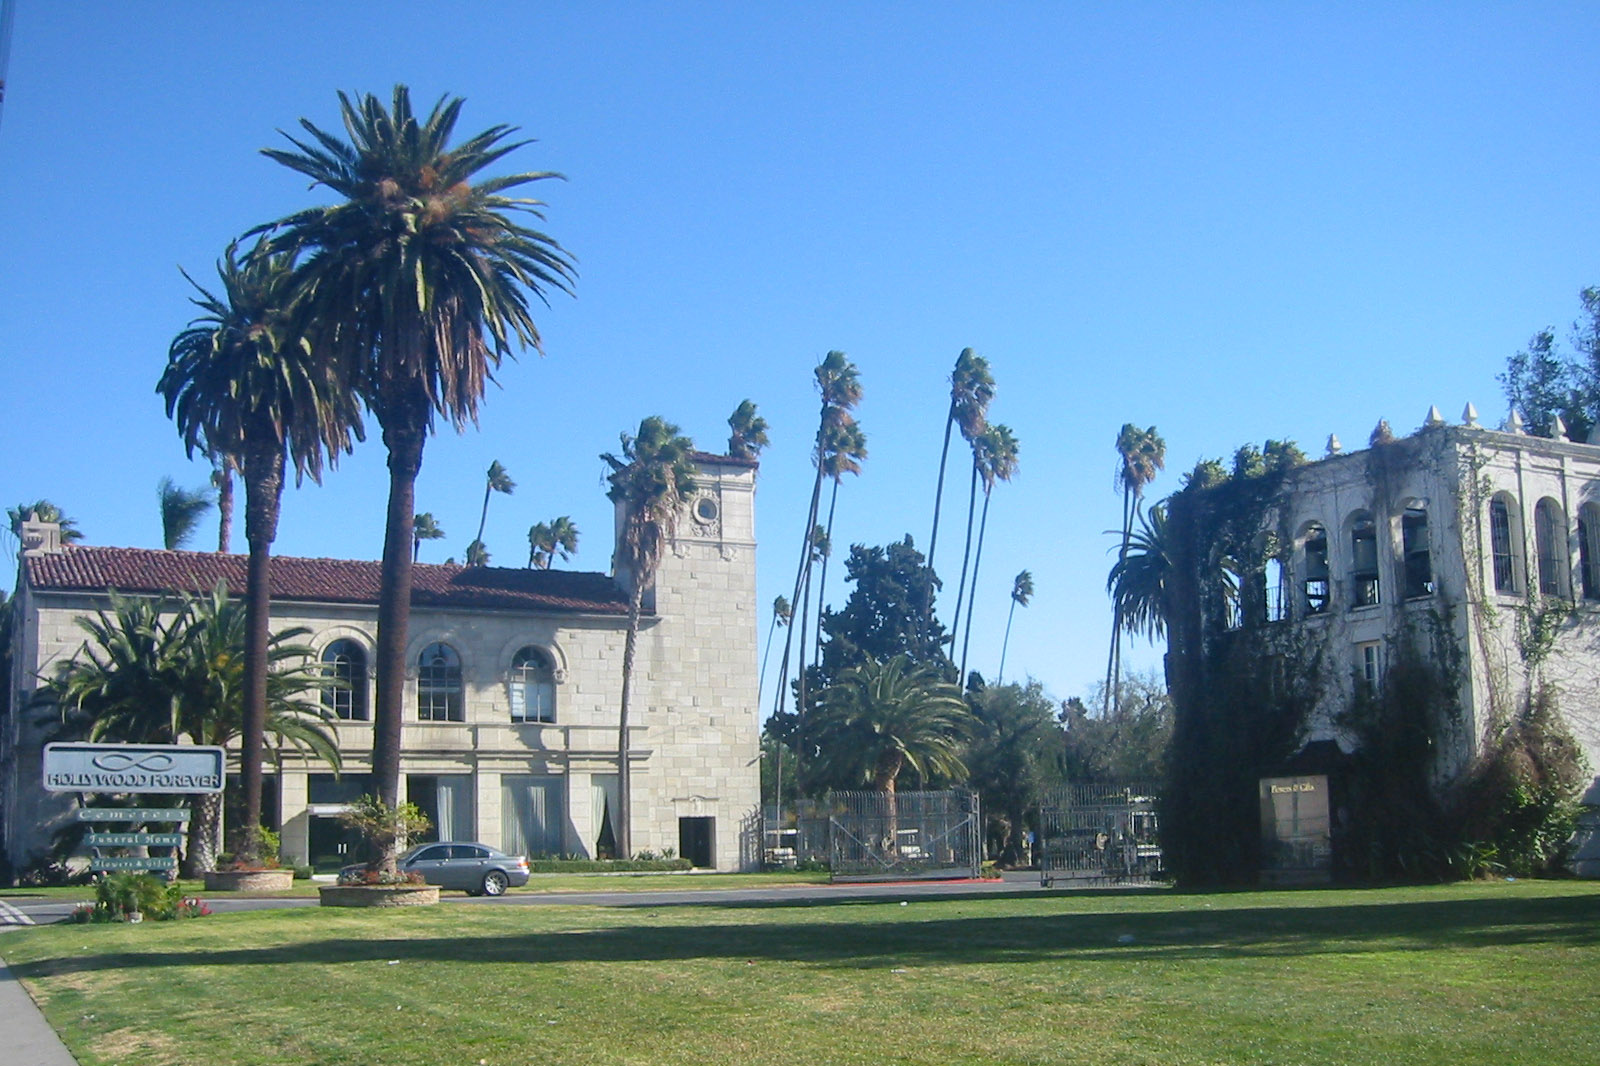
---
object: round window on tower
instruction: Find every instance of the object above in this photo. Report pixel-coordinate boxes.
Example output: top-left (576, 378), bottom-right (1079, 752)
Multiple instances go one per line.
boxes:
top-left (694, 495), bottom-right (720, 526)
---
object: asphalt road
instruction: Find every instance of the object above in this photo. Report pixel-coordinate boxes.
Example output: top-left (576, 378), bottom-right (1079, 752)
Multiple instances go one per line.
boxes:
top-left (0, 872), bottom-right (1091, 925)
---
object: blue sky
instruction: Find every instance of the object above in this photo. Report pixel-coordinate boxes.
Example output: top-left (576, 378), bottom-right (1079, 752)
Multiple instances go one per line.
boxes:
top-left (2, 3), bottom-right (1598, 710)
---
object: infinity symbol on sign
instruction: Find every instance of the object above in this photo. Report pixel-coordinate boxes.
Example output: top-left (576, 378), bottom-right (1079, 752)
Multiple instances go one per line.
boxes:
top-left (91, 752), bottom-right (176, 772)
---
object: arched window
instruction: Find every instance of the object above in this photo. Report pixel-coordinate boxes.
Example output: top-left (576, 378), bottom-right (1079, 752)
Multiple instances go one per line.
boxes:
top-left (1534, 498), bottom-right (1570, 598)
top-left (1402, 505), bottom-right (1433, 598)
top-left (509, 647), bottom-right (556, 724)
top-left (321, 639), bottom-right (368, 721)
top-left (1349, 512), bottom-right (1379, 607)
top-left (417, 643), bottom-right (464, 722)
top-left (1579, 503), bottom-right (1600, 601)
top-left (1488, 493), bottom-right (1522, 594)
top-left (1301, 523), bottom-right (1330, 615)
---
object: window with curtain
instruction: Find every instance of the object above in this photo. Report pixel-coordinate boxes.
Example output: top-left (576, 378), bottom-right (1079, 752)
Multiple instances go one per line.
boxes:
top-left (418, 643), bottom-right (464, 722)
top-left (509, 646), bottom-right (557, 723)
top-left (591, 773), bottom-right (619, 860)
top-left (501, 775), bottom-right (565, 857)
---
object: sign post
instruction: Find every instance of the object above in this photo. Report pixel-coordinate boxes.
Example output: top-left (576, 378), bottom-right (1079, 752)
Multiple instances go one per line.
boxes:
top-left (44, 743), bottom-right (226, 876)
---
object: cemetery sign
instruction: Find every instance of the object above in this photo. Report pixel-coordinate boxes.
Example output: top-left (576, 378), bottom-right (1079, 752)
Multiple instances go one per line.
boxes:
top-left (43, 743), bottom-right (225, 794)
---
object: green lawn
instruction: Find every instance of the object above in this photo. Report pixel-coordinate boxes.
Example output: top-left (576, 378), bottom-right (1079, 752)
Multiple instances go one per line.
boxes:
top-left (2, 880), bottom-right (1597, 1066)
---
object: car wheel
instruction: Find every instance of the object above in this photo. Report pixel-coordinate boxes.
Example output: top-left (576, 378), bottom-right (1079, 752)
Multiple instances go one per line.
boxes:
top-left (482, 870), bottom-right (509, 896)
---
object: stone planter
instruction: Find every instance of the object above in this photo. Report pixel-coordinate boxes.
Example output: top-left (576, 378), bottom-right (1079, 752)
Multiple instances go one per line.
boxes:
top-left (318, 884), bottom-right (441, 908)
top-left (203, 868), bottom-right (296, 893)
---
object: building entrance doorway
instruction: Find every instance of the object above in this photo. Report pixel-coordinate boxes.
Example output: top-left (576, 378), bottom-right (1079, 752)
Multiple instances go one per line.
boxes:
top-left (678, 816), bottom-right (714, 868)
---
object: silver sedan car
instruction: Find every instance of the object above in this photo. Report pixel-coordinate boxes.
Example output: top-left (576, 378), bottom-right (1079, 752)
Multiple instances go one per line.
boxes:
top-left (361, 842), bottom-right (532, 896)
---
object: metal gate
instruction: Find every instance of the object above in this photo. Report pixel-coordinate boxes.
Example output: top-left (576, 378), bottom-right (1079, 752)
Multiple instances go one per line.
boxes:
top-left (1039, 783), bottom-right (1162, 886)
top-left (824, 789), bottom-right (982, 881)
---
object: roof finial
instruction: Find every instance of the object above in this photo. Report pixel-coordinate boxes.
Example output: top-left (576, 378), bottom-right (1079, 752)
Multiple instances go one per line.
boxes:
top-left (1462, 402), bottom-right (1479, 428)
top-left (1325, 433), bottom-right (1342, 456)
top-left (1424, 405), bottom-right (1446, 428)
top-left (1506, 410), bottom-right (1525, 434)
top-left (1370, 419), bottom-right (1395, 446)
top-left (1552, 414), bottom-right (1569, 441)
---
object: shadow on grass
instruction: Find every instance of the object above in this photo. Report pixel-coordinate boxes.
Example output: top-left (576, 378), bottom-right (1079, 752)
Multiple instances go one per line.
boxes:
top-left (12, 891), bottom-right (1600, 981)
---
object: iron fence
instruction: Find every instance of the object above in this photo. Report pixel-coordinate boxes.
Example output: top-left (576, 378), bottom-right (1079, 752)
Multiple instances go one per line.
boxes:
top-left (764, 789), bottom-right (982, 881)
top-left (1038, 783), bottom-right (1163, 886)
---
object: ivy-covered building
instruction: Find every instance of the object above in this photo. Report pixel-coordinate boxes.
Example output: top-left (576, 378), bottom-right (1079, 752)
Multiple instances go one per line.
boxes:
top-left (1, 454), bottom-right (762, 879)
top-left (1162, 407), bottom-right (1599, 882)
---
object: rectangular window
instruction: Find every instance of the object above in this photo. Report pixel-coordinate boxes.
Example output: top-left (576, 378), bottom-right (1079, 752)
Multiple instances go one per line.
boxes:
top-left (1357, 642), bottom-right (1381, 697)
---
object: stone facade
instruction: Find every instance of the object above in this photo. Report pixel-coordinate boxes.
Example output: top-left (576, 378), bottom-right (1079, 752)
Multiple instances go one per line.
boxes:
top-left (1163, 413), bottom-right (1600, 872)
top-left (1, 455), bottom-right (761, 876)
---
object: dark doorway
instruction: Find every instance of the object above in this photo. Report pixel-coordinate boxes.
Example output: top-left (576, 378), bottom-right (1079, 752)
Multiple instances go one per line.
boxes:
top-left (678, 816), bottom-right (715, 868)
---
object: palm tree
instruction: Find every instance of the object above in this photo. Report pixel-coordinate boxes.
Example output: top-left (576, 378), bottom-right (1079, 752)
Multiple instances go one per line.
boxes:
top-left (959, 424), bottom-right (1020, 682)
top-left (412, 512), bottom-right (446, 561)
top-left (997, 569), bottom-right (1034, 685)
top-left (261, 86), bottom-right (575, 815)
top-left (1105, 424), bottom-right (1165, 713)
top-left (212, 458), bottom-right (236, 552)
top-left (45, 584), bottom-right (340, 876)
top-left (774, 352), bottom-right (862, 726)
top-left (527, 516), bottom-right (579, 568)
top-left (159, 239), bottom-right (360, 862)
top-left (158, 477), bottom-right (215, 551)
top-left (1107, 503), bottom-right (1171, 644)
top-left (760, 594), bottom-right (792, 701)
top-left (471, 459), bottom-right (515, 560)
top-left (465, 540), bottom-right (491, 566)
top-left (601, 416), bottom-right (697, 859)
top-left (813, 417), bottom-right (868, 666)
top-left (727, 399), bottom-right (770, 462)
top-left (808, 654), bottom-right (973, 799)
top-left (7, 501), bottom-right (83, 544)
top-left (928, 349), bottom-right (994, 574)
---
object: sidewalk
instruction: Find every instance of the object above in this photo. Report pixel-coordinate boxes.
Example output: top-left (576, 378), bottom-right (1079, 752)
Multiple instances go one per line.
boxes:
top-left (0, 930), bottom-right (80, 1066)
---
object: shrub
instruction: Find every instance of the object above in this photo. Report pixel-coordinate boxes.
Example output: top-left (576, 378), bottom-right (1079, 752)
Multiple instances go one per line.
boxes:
top-left (86, 873), bottom-right (210, 921)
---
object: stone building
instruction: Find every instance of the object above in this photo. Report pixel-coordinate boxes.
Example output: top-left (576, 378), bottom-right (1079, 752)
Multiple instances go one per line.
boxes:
top-left (1162, 407), bottom-right (1600, 876)
top-left (1, 453), bottom-right (761, 876)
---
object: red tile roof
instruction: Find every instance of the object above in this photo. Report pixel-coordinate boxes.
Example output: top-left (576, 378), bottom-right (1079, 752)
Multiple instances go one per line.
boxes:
top-left (25, 547), bottom-right (631, 615)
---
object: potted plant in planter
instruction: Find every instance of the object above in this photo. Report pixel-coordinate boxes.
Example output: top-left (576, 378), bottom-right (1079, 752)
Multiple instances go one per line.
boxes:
top-left (203, 827), bottom-right (296, 893)
top-left (318, 795), bottom-right (440, 908)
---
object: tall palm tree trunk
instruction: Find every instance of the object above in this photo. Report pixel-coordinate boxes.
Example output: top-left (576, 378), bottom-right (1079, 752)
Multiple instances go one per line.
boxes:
top-left (814, 480), bottom-right (842, 666)
top-left (238, 440), bottom-right (284, 863)
top-left (998, 596), bottom-right (1019, 685)
top-left (760, 613), bottom-right (780, 700)
top-left (795, 542), bottom-right (816, 731)
top-left (373, 419), bottom-right (426, 821)
top-left (215, 459), bottom-right (234, 553)
top-left (617, 581), bottom-right (645, 859)
top-left (927, 404), bottom-right (956, 570)
top-left (1105, 484), bottom-right (1133, 714)
top-left (948, 460), bottom-right (980, 656)
top-left (182, 791), bottom-right (223, 877)
top-left (772, 444), bottom-right (827, 721)
top-left (959, 488), bottom-right (993, 682)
